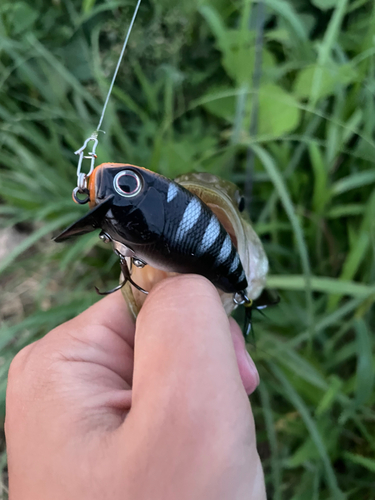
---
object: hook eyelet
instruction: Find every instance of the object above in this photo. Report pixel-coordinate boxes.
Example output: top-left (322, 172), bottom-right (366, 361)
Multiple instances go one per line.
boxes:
top-left (72, 187), bottom-right (90, 205)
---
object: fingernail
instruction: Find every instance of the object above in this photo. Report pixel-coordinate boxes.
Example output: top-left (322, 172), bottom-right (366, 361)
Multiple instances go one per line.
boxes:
top-left (245, 350), bottom-right (260, 393)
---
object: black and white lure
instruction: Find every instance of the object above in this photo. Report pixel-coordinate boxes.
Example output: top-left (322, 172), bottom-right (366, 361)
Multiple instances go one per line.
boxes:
top-left (55, 163), bottom-right (274, 333)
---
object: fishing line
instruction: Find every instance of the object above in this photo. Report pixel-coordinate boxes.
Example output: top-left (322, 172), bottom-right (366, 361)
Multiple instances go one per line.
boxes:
top-left (96, 0), bottom-right (142, 132)
top-left (74, 0), bottom-right (142, 200)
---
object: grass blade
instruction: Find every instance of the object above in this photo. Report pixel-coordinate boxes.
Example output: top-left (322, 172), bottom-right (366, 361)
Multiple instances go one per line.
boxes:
top-left (269, 363), bottom-right (344, 499)
top-left (251, 144), bottom-right (314, 331)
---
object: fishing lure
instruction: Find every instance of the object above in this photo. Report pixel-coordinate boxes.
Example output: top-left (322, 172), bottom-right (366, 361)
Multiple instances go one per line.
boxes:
top-left (55, 163), bottom-right (270, 323)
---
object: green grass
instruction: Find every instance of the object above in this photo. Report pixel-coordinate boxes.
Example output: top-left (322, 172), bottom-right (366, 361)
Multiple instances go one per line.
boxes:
top-left (1, 0), bottom-right (375, 498)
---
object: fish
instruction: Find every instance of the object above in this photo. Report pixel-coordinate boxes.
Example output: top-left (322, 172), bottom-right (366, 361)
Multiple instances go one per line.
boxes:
top-left (55, 163), bottom-right (271, 330)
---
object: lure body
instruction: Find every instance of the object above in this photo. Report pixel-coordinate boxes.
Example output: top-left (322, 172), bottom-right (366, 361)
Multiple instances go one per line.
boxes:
top-left (56, 163), bottom-right (248, 295)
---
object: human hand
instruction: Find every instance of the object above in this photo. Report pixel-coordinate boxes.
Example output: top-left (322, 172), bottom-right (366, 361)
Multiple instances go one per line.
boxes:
top-left (5, 275), bottom-right (266, 500)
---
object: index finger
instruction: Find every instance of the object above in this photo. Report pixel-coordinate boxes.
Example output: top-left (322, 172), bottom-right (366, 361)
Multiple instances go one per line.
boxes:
top-left (71, 289), bottom-right (136, 348)
top-left (21, 290), bottom-right (136, 388)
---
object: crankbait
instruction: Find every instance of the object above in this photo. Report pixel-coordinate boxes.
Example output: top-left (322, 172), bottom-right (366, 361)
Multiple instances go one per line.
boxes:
top-left (55, 164), bottom-right (270, 330)
top-left (120, 170), bottom-right (273, 325)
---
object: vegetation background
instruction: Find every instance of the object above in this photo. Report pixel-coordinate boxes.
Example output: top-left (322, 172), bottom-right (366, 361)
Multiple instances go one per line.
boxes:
top-left (0, 0), bottom-right (374, 498)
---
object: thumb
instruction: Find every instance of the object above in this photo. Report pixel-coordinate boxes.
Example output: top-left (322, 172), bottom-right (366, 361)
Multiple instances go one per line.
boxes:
top-left (123, 275), bottom-right (266, 500)
top-left (122, 275), bottom-right (266, 500)
top-left (129, 274), bottom-right (254, 423)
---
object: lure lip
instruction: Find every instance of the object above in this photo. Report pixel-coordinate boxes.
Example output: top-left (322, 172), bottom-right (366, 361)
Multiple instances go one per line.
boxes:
top-left (54, 195), bottom-right (114, 242)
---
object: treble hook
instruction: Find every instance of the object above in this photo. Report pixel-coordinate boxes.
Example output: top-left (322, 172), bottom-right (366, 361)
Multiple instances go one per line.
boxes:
top-left (95, 257), bottom-right (149, 296)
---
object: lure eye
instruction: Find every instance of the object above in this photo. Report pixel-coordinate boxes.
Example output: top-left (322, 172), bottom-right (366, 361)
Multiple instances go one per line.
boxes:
top-left (114, 170), bottom-right (142, 198)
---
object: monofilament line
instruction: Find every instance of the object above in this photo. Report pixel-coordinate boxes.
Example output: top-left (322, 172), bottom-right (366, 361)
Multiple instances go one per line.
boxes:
top-left (96, 0), bottom-right (142, 132)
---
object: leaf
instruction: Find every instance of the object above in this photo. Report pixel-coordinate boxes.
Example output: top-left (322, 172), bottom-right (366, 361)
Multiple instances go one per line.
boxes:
top-left (266, 275), bottom-right (375, 297)
top-left (312, 0), bottom-right (339, 10)
top-left (202, 87), bottom-right (236, 122)
top-left (264, 0), bottom-right (309, 42)
top-left (309, 142), bottom-right (328, 214)
top-left (294, 64), bottom-right (357, 100)
top-left (199, 5), bottom-right (229, 56)
top-left (269, 364), bottom-right (344, 499)
top-left (6, 2), bottom-right (38, 35)
top-left (82, 0), bottom-right (97, 14)
top-left (318, 0), bottom-right (349, 66)
top-left (221, 33), bottom-right (275, 86)
top-left (344, 453), bottom-right (375, 473)
top-left (353, 319), bottom-right (375, 408)
top-left (203, 84), bottom-right (301, 137)
top-left (331, 170), bottom-right (375, 196)
top-left (289, 470), bottom-right (320, 500)
top-left (200, 5), bottom-right (276, 86)
top-left (287, 438), bottom-right (320, 468)
top-left (328, 190), bottom-right (375, 309)
top-left (286, 420), bottom-right (340, 467)
top-left (258, 383), bottom-right (281, 500)
top-left (251, 146), bottom-right (314, 326)
top-left (316, 376), bottom-right (343, 417)
top-left (257, 84), bottom-right (301, 136)
top-left (310, 0), bottom-right (350, 105)
top-left (327, 204), bottom-right (365, 218)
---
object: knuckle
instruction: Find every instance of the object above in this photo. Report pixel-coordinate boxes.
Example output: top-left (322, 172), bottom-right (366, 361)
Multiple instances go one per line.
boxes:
top-left (7, 337), bottom-right (50, 394)
top-left (8, 343), bottom-right (35, 380)
top-left (6, 345), bottom-right (35, 413)
top-left (6, 337), bottom-right (55, 411)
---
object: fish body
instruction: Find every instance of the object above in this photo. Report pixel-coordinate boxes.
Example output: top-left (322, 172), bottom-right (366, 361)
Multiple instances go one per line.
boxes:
top-left (56, 163), bottom-right (249, 295)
